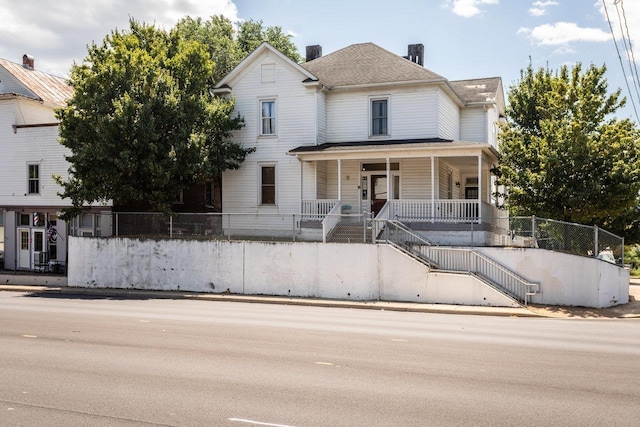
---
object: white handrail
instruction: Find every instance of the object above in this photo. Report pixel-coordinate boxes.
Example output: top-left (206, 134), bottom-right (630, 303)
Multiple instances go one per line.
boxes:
top-left (321, 202), bottom-right (343, 243)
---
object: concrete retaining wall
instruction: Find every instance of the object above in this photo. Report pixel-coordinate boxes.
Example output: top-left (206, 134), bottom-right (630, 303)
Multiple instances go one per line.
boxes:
top-left (68, 237), bottom-right (519, 307)
top-left (477, 247), bottom-right (629, 307)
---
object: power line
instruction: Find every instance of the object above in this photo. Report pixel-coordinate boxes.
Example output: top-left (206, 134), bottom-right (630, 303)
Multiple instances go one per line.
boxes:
top-left (618, 0), bottom-right (640, 99)
top-left (614, 0), bottom-right (640, 104)
top-left (603, 0), bottom-right (640, 122)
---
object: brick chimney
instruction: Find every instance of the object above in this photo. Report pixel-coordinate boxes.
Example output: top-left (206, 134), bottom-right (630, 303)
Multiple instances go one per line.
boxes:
top-left (22, 54), bottom-right (34, 70)
top-left (407, 44), bottom-right (424, 66)
top-left (306, 45), bottom-right (322, 62)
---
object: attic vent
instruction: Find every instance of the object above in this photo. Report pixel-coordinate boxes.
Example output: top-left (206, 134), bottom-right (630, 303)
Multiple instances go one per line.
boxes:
top-left (261, 63), bottom-right (276, 83)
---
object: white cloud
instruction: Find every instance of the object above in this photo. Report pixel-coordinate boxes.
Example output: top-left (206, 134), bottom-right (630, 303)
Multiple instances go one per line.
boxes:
top-left (0, 0), bottom-right (240, 76)
top-left (518, 22), bottom-right (610, 45)
top-left (529, 8), bottom-right (546, 17)
top-left (528, 0), bottom-right (558, 17)
top-left (532, 0), bottom-right (558, 7)
top-left (451, 0), bottom-right (499, 18)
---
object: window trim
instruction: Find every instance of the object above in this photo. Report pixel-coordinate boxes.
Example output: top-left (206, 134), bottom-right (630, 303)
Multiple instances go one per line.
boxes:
top-left (369, 96), bottom-right (390, 137)
top-left (259, 98), bottom-right (277, 137)
top-left (27, 163), bottom-right (40, 195)
top-left (259, 164), bottom-right (277, 206)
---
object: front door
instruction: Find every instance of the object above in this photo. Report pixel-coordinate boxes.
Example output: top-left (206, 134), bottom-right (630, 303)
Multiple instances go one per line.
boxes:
top-left (32, 229), bottom-right (46, 270)
top-left (371, 175), bottom-right (388, 216)
top-left (17, 228), bottom-right (30, 269)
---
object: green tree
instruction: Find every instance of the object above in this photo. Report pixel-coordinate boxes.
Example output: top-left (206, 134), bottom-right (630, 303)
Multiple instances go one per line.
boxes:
top-left (236, 19), bottom-right (302, 63)
top-left (56, 19), bottom-right (250, 218)
top-left (496, 62), bottom-right (640, 238)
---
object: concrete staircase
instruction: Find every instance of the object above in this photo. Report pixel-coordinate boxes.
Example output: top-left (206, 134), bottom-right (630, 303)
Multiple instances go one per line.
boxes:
top-left (326, 222), bottom-right (371, 243)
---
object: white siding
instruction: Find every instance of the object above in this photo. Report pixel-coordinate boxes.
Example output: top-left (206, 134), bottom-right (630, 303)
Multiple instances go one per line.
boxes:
top-left (316, 90), bottom-right (327, 144)
top-left (460, 107), bottom-right (487, 143)
top-left (222, 51), bottom-right (317, 218)
top-left (316, 160), bottom-right (327, 199)
top-left (0, 98), bottom-right (72, 208)
top-left (326, 160), bottom-right (359, 208)
top-left (486, 106), bottom-right (499, 148)
top-left (326, 86), bottom-right (442, 142)
top-left (401, 158), bottom-right (432, 199)
top-left (437, 91), bottom-right (460, 140)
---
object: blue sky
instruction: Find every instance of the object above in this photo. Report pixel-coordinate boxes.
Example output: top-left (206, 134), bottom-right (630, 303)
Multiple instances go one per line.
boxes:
top-left (1, 0), bottom-right (638, 120)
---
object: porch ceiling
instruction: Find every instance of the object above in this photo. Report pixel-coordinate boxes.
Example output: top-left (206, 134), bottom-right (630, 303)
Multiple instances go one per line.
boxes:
top-left (288, 138), bottom-right (498, 162)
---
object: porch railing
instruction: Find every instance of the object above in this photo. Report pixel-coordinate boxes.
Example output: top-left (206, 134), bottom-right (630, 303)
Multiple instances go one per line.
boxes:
top-left (387, 199), bottom-right (506, 226)
top-left (375, 219), bottom-right (538, 305)
top-left (302, 199), bottom-right (339, 220)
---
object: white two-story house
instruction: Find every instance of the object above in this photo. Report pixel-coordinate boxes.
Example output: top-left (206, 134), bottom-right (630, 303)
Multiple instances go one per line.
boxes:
top-left (0, 55), bottom-right (110, 272)
top-left (214, 42), bottom-right (505, 243)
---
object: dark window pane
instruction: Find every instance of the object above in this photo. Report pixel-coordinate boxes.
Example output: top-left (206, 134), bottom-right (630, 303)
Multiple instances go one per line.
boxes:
top-left (262, 187), bottom-right (275, 205)
top-left (262, 166), bottom-right (275, 185)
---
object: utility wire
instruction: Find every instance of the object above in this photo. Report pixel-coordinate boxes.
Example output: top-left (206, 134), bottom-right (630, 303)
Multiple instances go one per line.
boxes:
top-left (618, 0), bottom-right (640, 98)
top-left (603, 0), bottom-right (640, 122)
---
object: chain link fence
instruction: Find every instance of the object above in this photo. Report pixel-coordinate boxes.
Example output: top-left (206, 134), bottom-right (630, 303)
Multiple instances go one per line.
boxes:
top-left (508, 216), bottom-right (624, 264)
top-left (99, 212), bottom-right (624, 264)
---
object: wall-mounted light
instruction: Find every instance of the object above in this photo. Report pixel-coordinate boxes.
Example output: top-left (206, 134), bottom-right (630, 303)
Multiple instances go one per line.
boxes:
top-left (455, 181), bottom-right (461, 188)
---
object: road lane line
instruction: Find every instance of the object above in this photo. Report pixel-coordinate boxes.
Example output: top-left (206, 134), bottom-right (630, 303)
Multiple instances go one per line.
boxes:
top-left (21, 335), bottom-right (37, 338)
top-left (228, 418), bottom-right (296, 427)
top-left (315, 361), bottom-right (334, 366)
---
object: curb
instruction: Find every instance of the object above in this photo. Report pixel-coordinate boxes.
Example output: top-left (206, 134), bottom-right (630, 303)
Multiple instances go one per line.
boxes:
top-left (0, 285), bottom-right (540, 318)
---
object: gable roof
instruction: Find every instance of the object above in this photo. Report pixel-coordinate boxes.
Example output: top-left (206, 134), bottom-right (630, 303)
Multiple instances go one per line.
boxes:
top-left (214, 42), bottom-right (317, 90)
top-left (300, 43), bottom-right (446, 89)
top-left (449, 77), bottom-right (503, 105)
top-left (0, 58), bottom-right (72, 106)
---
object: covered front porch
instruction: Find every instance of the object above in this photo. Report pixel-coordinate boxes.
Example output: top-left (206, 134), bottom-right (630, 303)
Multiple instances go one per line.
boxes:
top-left (289, 140), bottom-right (505, 244)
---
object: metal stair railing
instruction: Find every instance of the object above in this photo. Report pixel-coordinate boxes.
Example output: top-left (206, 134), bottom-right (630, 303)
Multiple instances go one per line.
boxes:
top-left (375, 219), bottom-right (538, 305)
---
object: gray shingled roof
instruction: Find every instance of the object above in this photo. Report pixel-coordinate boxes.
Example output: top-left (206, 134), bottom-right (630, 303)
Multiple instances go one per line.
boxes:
top-left (449, 77), bottom-right (501, 104)
top-left (0, 58), bottom-right (72, 106)
top-left (301, 43), bottom-right (445, 88)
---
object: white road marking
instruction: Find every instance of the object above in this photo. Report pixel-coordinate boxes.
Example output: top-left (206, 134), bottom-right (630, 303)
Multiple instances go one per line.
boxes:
top-left (391, 338), bottom-right (408, 342)
top-left (22, 335), bottom-right (37, 338)
top-left (228, 418), bottom-right (297, 427)
top-left (315, 361), bottom-right (333, 366)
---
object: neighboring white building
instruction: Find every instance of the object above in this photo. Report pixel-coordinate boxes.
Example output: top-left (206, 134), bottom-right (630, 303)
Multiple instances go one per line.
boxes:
top-left (214, 42), bottom-right (506, 242)
top-left (0, 55), bottom-right (110, 272)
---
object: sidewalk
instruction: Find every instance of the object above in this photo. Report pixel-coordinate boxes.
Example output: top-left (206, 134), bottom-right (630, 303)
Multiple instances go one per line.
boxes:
top-left (1, 280), bottom-right (639, 318)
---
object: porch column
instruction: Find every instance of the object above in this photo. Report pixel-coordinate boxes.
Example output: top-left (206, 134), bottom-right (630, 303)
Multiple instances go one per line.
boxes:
top-left (386, 157), bottom-right (391, 203)
top-left (430, 156), bottom-right (435, 223)
top-left (477, 154), bottom-right (482, 224)
top-left (300, 159), bottom-right (303, 213)
top-left (337, 159), bottom-right (342, 201)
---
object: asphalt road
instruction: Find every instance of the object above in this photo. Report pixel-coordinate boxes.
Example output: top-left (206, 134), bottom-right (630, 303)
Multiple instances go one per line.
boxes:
top-left (1, 291), bottom-right (639, 427)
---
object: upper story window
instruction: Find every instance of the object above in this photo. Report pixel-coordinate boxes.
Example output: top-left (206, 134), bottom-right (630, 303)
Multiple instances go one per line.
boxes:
top-left (260, 99), bottom-right (276, 136)
top-left (371, 98), bottom-right (388, 136)
top-left (28, 164), bottom-right (39, 194)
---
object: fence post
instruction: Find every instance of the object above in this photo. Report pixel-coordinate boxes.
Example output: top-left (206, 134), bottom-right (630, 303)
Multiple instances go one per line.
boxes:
top-left (292, 214), bottom-right (296, 242)
top-left (169, 215), bottom-right (173, 239)
top-left (227, 213), bottom-right (231, 241)
top-left (531, 215), bottom-right (536, 248)
top-left (115, 213), bottom-right (119, 237)
top-left (621, 237), bottom-right (625, 266)
top-left (470, 221), bottom-right (474, 246)
top-left (593, 225), bottom-right (598, 258)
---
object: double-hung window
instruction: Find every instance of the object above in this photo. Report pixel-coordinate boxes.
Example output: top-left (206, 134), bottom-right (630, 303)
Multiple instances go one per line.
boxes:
top-left (371, 98), bottom-right (388, 136)
top-left (260, 165), bottom-right (276, 205)
top-left (260, 100), bottom-right (276, 136)
top-left (28, 164), bottom-right (39, 194)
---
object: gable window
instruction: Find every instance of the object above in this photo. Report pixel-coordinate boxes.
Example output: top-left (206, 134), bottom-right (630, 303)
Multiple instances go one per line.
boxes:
top-left (371, 98), bottom-right (388, 136)
top-left (260, 100), bottom-right (276, 136)
top-left (28, 164), bottom-right (39, 194)
top-left (260, 165), bottom-right (276, 205)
